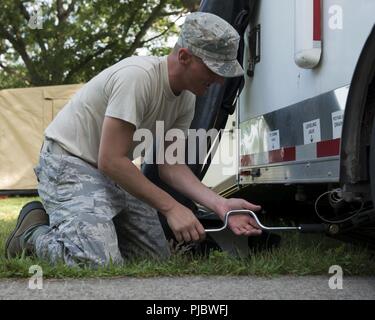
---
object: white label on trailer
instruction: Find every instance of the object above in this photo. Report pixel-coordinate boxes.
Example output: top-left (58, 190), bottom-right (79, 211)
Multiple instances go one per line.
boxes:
top-left (303, 119), bottom-right (321, 145)
top-left (332, 110), bottom-right (344, 139)
top-left (268, 130), bottom-right (280, 151)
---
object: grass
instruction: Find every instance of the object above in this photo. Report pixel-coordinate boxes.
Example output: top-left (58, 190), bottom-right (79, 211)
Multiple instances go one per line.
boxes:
top-left (0, 196), bottom-right (375, 279)
top-left (0, 196), bottom-right (40, 221)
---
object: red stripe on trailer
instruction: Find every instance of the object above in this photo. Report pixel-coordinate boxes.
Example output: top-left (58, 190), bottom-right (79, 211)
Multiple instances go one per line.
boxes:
top-left (317, 138), bottom-right (341, 158)
top-left (240, 171), bottom-right (252, 176)
top-left (240, 139), bottom-right (340, 167)
top-left (268, 147), bottom-right (296, 163)
top-left (313, 0), bottom-right (321, 41)
top-left (240, 154), bottom-right (253, 167)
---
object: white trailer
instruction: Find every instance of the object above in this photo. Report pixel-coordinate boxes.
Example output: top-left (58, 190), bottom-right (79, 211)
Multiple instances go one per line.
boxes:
top-left (200, 0), bottom-right (375, 243)
top-left (143, 0), bottom-right (375, 249)
top-left (238, 0), bottom-right (375, 189)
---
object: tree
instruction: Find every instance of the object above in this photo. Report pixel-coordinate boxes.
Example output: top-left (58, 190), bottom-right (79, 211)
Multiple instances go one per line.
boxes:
top-left (0, 0), bottom-right (199, 89)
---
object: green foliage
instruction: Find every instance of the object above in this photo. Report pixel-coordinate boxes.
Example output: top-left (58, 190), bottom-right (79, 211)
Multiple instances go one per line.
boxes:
top-left (0, 66), bottom-right (30, 89)
top-left (0, 0), bottom-right (200, 89)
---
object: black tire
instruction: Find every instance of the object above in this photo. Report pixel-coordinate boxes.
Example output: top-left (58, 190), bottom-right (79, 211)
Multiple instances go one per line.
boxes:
top-left (371, 113), bottom-right (375, 205)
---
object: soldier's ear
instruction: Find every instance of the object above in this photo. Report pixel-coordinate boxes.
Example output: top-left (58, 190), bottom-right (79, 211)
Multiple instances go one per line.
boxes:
top-left (178, 48), bottom-right (193, 66)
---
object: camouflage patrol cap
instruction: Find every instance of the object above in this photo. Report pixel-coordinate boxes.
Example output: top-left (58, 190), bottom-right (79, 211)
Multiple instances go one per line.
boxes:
top-left (177, 12), bottom-right (244, 78)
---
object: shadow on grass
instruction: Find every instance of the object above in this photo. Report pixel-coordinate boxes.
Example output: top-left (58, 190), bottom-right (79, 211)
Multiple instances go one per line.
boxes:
top-left (1, 225), bottom-right (375, 279)
top-left (1, 197), bottom-right (375, 279)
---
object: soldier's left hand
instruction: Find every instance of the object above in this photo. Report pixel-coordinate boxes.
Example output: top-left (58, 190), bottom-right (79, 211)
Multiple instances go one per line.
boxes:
top-left (216, 198), bottom-right (262, 236)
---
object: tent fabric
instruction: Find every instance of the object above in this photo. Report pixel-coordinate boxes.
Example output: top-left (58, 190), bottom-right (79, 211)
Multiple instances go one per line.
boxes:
top-left (0, 84), bottom-right (82, 191)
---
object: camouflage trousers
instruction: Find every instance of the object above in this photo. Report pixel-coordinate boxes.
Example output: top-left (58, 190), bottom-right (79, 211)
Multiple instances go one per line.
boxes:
top-left (33, 138), bottom-right (170, 267)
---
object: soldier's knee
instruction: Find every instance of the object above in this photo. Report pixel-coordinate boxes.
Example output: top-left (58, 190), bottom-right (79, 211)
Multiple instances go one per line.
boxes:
top-left (68, 214), bottom-right (123, 266)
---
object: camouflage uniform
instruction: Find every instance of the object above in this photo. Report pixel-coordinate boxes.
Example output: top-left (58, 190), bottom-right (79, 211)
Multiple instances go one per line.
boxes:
top-left (30, 12), bottom-right (243, 267)
top-left (33, 139), bottom-right (170, 267)
top-left (177, 12), bottom-right (244, 78)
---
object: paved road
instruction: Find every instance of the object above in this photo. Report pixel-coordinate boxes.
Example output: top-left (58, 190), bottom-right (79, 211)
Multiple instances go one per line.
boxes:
top-left (1, 276), bottom-right (374, 300)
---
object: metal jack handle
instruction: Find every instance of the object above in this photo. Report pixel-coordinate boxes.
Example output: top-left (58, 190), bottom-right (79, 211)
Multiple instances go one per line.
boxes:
top-left (204, 210), bottom-right (327, 233)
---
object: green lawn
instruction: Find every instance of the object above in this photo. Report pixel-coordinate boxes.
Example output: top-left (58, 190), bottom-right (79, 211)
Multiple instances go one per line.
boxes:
top-left (1, 196), bottom-right (375, 278)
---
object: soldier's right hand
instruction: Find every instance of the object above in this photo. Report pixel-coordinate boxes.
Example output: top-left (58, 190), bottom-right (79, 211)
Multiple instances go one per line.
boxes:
top-left (164, 203), bottom-right (206, 243)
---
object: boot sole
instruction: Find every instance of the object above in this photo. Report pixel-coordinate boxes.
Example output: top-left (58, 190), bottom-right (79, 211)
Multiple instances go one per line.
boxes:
top-left (5, 201), bottom-right (46, 258)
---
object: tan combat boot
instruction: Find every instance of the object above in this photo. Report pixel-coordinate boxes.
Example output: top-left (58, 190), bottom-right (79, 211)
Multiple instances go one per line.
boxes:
top-left (5, 201), bottom-right (49, 258)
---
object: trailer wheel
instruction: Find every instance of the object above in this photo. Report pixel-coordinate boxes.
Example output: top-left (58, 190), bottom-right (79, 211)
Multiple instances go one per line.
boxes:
top-left (371, 113), bottom-right (375, 205)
